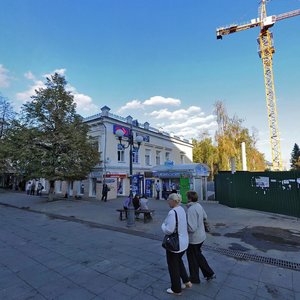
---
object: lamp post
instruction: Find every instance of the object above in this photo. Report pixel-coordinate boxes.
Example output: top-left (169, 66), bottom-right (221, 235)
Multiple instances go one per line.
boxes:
top-left (115, 126), bottom-right (143, 227)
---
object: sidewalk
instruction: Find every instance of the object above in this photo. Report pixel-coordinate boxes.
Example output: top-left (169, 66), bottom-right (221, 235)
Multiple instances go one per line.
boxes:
top-left (0, 191), bottom-right (300, 299)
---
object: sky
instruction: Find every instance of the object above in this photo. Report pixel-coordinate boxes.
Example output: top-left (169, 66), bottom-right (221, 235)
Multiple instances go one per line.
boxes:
top-left (0, 0), bottom-right (299, 168)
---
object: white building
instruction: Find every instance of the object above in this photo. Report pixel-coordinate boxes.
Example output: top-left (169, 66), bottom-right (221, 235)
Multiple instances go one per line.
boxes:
top-left (55, 105), bottom-right (194, 200)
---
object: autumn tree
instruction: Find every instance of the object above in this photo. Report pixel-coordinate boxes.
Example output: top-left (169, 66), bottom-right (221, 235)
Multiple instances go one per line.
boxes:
top-left (6, 73), bottom-right (99, 198)
top-left (193, 131), bottom-right (218, 179)
top-left (214, 101), bottom-right (265, 171)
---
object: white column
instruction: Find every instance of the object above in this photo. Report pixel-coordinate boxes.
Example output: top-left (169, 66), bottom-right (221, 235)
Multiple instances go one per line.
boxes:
top-left (241, 142), bottom-right (247, 171)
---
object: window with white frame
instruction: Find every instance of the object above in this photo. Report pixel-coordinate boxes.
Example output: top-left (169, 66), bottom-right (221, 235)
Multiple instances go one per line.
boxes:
top-left (132, 149), bottom-right (139, 163)
top-left (117, 144), bottom-right (125, 162)
top-left (56, 181), bottom-right (62, 193)
top-left (156, 151), bottom-right (161, 165)
top-left (180, 154), bottom-right (184, 164)
top-left (145, 149), bottom-right (151, 166)
top-left (165, 151), bottom-right (170, 161)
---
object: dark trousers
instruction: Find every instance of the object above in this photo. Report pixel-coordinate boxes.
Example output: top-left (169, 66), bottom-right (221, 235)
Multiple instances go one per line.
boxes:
top-left (186, 242), bottom-right (214, 283)
top-left (101, 193), bottom-right (107, 201)
top-left (166, 250), bottom-right (189, 293)
top-left (156, 191), bottom-right (160, 199)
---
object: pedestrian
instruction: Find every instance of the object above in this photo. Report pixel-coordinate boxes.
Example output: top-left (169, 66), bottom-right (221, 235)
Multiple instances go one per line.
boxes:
top-left (161, 193), bottom-right (192, 295)
top-left (37, 182), bottom-right (43, 196)
top-left (26, 181), bottom-right (32, 195)
top-left (123, 195), bottom-right (131, 211)
top-left (139, 194), bottom-right (149, 210)
top-left (30, 182), bottom-right (36, 195)
top-left (155, 180), bottom-right (160, 200)
top-left (101, 182), bottom-right (109, 201)
top-left (186, 190), bottom-right (215, 284)
top-left (138, 194), bottom-right (152, 221)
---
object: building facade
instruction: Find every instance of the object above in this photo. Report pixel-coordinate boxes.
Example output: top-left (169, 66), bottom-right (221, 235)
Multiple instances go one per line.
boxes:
top-left (55, 105), bottom-right (193, 200)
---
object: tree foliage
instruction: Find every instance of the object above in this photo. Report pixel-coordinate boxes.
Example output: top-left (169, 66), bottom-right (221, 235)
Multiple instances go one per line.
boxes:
top-left (192, 131), bottom-right (218, 179)
top-left (290, 143), bottom-right (300, 170)
top-left (6, 73), bottom-right (99, 184)
top-left (0, 95), bottom-right (16, 173)
top-left (213, 101), bottom-right (265, 172)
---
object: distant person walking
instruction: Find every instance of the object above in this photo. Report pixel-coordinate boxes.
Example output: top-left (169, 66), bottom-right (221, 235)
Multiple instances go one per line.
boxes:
top-left (186, 190), bottom-right (215, 284)
top-left (101, 182), bottom-right (109, 201)
top-left (26, 181), bottom-right (32, 195)
top-left (161, 193), bottom-right (192, 295)
top-left (155, 180), bottom-right (160, 200)
top-left (30, 182), bottom-right (36, 195)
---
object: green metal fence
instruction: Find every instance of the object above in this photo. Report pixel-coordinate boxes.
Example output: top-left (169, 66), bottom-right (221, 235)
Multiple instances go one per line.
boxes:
top-left (215, 171), bottom-right (300, 218)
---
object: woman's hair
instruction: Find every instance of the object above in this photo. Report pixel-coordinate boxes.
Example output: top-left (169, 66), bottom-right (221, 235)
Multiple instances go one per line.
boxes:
top-left (186, 190), bottom-right (198, 202)
top-left (167, 193), bottom-right (182, 203)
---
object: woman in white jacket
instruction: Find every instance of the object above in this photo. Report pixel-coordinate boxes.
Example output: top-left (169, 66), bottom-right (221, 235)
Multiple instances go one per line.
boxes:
top-left (186, 190), bottom-right (215, 284)
top-left (161, 193), bottom-right (192, 295)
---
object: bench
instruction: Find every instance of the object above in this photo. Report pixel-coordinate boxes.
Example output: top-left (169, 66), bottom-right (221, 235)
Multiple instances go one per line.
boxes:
top-left (116, 209), bottom-right (155, 223)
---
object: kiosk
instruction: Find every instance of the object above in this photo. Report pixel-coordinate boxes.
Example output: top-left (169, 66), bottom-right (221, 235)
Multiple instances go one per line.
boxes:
top-left (152, 162), bottom-right (210, 203)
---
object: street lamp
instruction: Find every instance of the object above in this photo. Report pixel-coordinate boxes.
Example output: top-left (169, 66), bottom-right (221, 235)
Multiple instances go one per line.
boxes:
top-left (115, 127), bottom-right (143, 227)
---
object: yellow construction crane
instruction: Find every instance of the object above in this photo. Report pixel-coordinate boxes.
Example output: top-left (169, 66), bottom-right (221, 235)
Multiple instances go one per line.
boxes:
top-left (216, 0), bottom-right (300, 171)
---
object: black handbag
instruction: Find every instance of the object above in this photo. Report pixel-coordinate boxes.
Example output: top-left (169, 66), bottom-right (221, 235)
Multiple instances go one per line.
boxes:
top-left (162, 210), bottom-right (179, 252)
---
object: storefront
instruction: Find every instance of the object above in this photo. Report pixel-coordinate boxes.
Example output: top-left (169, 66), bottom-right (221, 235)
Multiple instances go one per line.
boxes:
top-left (152, 162), bottom-right (210, 203)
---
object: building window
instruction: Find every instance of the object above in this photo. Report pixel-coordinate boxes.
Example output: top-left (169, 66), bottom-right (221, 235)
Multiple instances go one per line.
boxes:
top-left (132, 149), bottom-right (139, 163)
top-left (91, 178), bottom-right (97, 196)
top-left (181, 154), bottom-right (184, 164)
top-left (165, 152), bottom-right (170, 161)
top-left (78, 181), bottom-right (84, 195)
top-left (145, 149), bottom-right (151, 166)
top-left (56, 181), bottom-right (62, 193)
top-left (156, 151), bottom-right (161, 165)
top-left (117, 144), bottom-right (125, 162)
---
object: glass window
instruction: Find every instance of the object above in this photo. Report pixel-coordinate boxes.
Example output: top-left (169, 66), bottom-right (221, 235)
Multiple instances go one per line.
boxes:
top-left (181, 154), bottom-right (184, 164)
top-left (165, 152), bottom-right (170, 161)
top-left (117, 144), bottom-right (125, 162)
top-left (156, 151), bottom-right (161, 165)
top-left (56, 181), bottom-right (62, 193)
top-left (78, 181), bottom-right (84, 195)
top-left (145, 149), bottom-right (151, 166)
top-left (91, 178), bottom-right (97, 196)
top-left (132, 149), bottom-right (139, 163)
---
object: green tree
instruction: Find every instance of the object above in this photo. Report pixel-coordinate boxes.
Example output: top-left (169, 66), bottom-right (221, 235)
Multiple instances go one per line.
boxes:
top-left (0, 95), bottom-right (16, 174)
top-left (6, 73), bottom-right (99, 198)
top-left (290, 143), bottom-right (300, 170)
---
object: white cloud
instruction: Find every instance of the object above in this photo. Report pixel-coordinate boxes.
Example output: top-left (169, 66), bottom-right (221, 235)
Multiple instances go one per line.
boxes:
top-left (117, 96), bottom-right (181, 114)
top-left (0, 64), bottom-right (11, 88)
top-left (24, 71), bottom-right (35, 80)
top-left (117, 100), bottom-right (144, 113)
top-left (16, 69), bottom-right (97, 116)
top-left (16, 79), bottom-right (45, 102)
top-left (118, 96), bottom-right (217, 140)
top-left (43, 68), bottom-right (66, 78)
top-left (143, 96), bottom-right (181, 106)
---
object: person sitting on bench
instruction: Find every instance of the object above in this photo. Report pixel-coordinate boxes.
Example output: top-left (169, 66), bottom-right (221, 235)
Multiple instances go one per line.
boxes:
top-left (137, 194), bottom-right (152, 220)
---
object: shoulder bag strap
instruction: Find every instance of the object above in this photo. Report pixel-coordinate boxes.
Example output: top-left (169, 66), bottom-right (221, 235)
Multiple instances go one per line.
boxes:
top-left (173, 210), bottom-right (178, 233)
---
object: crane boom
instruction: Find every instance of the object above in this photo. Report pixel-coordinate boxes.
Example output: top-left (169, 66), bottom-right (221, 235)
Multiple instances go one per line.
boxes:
top-left (276, 9), bottom-right (300, 22)
top-left (216, 1), bottom-right (300, 171)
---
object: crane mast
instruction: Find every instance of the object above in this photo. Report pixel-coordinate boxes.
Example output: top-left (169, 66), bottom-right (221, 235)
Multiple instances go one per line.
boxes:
top-left (216, 0), bottom-right (300, 171)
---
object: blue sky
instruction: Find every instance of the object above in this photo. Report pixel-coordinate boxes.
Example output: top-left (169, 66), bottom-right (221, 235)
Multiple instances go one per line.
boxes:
top-left (0, 0), bottom-right (299, 168)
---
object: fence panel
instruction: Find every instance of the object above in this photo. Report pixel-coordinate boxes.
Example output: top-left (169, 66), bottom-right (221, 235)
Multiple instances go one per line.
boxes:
top-left (215, 171), bottom-right (300, 218)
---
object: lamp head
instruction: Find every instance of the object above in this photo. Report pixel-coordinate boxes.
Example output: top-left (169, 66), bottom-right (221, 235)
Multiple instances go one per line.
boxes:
top-left (115, 129), bottom-right (125, 142)
top-left (135, 135), bottom-right (143, 145)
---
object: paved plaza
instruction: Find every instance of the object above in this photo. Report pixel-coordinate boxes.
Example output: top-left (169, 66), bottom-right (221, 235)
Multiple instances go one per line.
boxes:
top-left (0, 191), bottom-right (299, 299)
